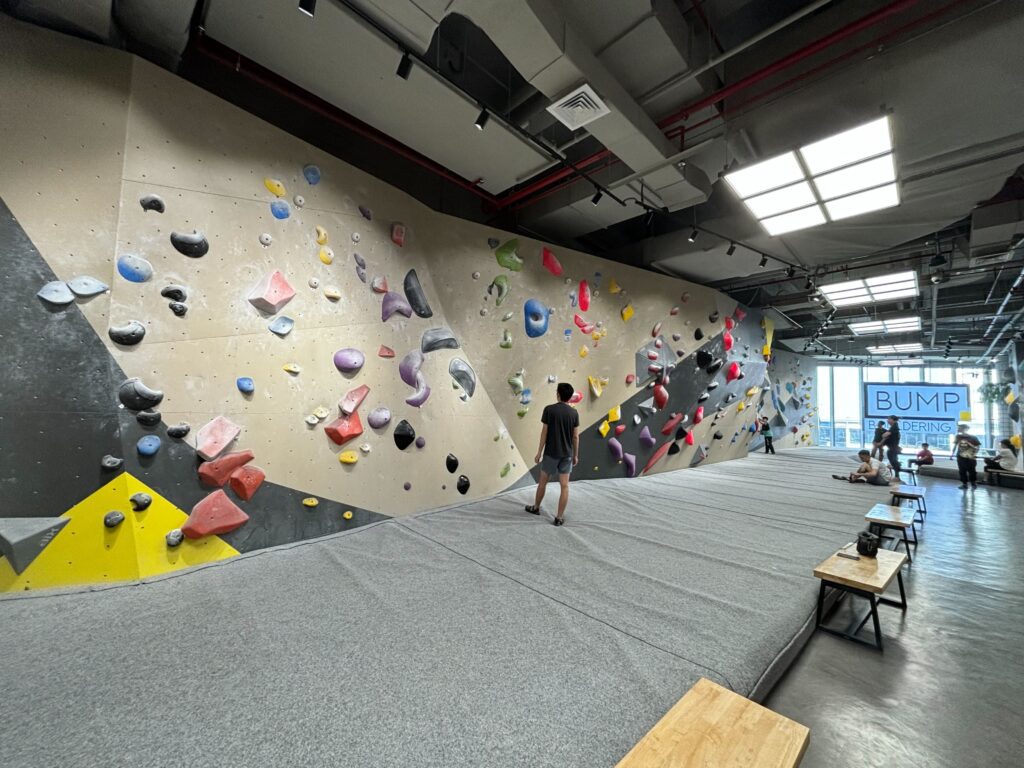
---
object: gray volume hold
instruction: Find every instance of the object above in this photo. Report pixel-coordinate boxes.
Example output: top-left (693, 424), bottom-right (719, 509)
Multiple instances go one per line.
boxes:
top-left (170, 230), bottom-right (209, 258)
top-left (118, 377), bottom-right (164, 411)
top-left (108, 320), bottom-right (147, 346)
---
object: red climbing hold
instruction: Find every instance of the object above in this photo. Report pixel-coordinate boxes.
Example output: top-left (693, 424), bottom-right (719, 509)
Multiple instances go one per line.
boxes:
top-left (661, 413), bottom-right (684, 435)
top-left (642, 442), bottom-right (671, 474)
top-left (339, 384), bottom-right (370, 415)
top-left (693, 406), bottom-right (704, 424)
top-left (726, 361), bottom-right (741, 383)
top-left (625, 373), bottom-right (636, 385)
top-left (248, 270), bottom-right (295, 314)
top-left (378, 345), bottom-right (396, 358)
top-left (724, 317), bottom-right (735, 330)
top-left (229, 464), bottom-right (265, 501)
top-left (182, 490), bottom-right (249, 539)
top-left (614, 424), bottom-right (626, 436)
top-left (195, 416), bottom-right (241, 461)
top-left (685, 430), bottom-right (695, 446)
top-left (391, 222), bottom-right (406, 247)
top-left (652, 322), bottom-right (662, 338)
top-left (578, 279), bottom-right (591, 311)
top-left (569, 390), bottom-right (583, 404)
top-left (723, 331), bottom-right (734, 351)
top-left (542, 247), bottom-right (563, 277)
top-left (653, 384), bottom-right (669, 409)
top-left (733, 308), bottom-right (747, 322)
top-left (325, 411), bottom-right (363, 445)
top-left (198, 449), bottom-right (254, 487)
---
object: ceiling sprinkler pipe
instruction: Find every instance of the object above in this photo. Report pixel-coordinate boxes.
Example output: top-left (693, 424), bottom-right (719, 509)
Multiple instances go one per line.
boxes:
top-left (976, 264), bottom-right (1024, 362)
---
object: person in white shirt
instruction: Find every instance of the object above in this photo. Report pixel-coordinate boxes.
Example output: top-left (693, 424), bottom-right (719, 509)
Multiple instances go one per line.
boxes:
top-left (833, 449), bottom-right (893, 485)
top-left (983, 439), bottom-right (1019, 478)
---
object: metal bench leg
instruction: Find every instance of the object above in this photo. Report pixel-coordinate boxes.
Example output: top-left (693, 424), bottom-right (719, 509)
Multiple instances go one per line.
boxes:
top-left (901, 528), bottom-right (913, 563)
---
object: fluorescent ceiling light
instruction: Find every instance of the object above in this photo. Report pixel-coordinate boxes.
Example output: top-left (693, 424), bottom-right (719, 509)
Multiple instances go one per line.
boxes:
top-left (813, 154), bottom-right (896, 200)
top-left (723, 152), bottom-right (804, 198)
top-left (761, 204), bottom-right (826, 236)
top-left (867, 343), bottom-right (924, 354)
top-left (826, 183), bottom-right (900, 221)
top-left (743, 181), bottom-right (817, 219)
top-left (800, 117), bottom-right (892, 175)
top-left (880, 359), bottom-right (923, 366)
top-left (849, 316), bottom-right (921, 335)
top-left (819, 271), bottom-right (918, 307)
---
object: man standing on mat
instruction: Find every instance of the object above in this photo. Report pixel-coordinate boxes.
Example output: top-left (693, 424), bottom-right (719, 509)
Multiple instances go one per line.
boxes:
top-left (760, 416), bottom-right (775, 454)
top-left (953, 423), bottom-right (981, 490)
top-left (525, 382), bottom-right (579, 526)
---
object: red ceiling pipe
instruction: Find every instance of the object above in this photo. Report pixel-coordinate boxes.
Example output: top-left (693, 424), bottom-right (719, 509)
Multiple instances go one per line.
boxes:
top-left (493, 148), bottom-right (612, 209)
top-left (192, 33), bottom-right (498, 204)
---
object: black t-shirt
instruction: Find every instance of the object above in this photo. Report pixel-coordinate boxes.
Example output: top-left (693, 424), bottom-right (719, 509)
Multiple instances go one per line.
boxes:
top-left (873, 426), bottom-right (886, 442)
top-left (541, 402), bottom-right (579, 459)
top-left (883, 424), bottom-right (900, 447)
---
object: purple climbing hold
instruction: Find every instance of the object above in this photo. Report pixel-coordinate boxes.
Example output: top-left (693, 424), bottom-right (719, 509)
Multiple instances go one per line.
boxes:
top-left (399, 349), bottom-right (431, 407)
top-left (354, 253), bottom-right (366, 269)
top-left (333, 348), bottom-right (365, 374)
top-left (623, 453), bottom-right (637, 477)
top-left (639, 426), bottom-right (655, 449)
top-left (382, 291), bottom-right (413, 321)
top-left (404, 482), bottom-right (412, 491)
top-left (608, 437), bottom-right (624, 461)
top-left (359, 205), bottom-right (372, 220)
top-left (415, 436), bottom-right (426, 449)
top-left (368, 407), bottom-right (392, 429)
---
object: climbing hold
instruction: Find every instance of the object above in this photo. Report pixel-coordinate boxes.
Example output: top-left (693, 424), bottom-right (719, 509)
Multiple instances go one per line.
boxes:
top-left (199, 450), bottom-right (256, 487)
top-left (449, 358), bottom-right (477, 397)
top-left (268, 316), bottom-right (294, 336)
top-left (421, 326), bottom-right (460, 353)
top-left (283, 362), bottom-right (302, 375)
top-left (685, 431), bottom-right (695, 446)
top-left (500, 329), bottom-right (513, 349)
top-left (652, 322), bottom-right (662, 338)
top-left (614, 424), bottom-right (626, 436)
top-left (488, 275), bottom-right (510, 306)
top-left (708, 310), bottom-right (720, 323)
top-left (726, 362), bottom-right (742, 383)
top-left (324, 286), bottom-right (342, 301)
top-left (608, 438), bottom-right (624, 461)
top-left (480, 308), bottom-right (489, 317)
top-left (621, 304), bottom-right (634, 322)
top-left (446, 454), bottom-right (459, 473)
top-left (494, 239), bottom-right (523, 271)
top-left (403, 482), bottom-right (412, 491)
top-left (248, 270), bottom-right (295, 314)
top-left (116, 254), bottom-right (153, 283)
top-left (182, 490), bottom-right (249, 538)
top-left (195, 415), bottom-right (241, 460)
top-left (400, 349), bottom-right (431, 407)
top-left (0, 517), bottom-right (69, 574)
top-left (305, 415), bottom-right (320, 426)
top-left (264, 177), bottom-right (286, 196)
top-left (693, 406), bottom-right (704, 424)
top-left (457, 475), bottom-right (471, 495)
top-left (382, 291), bottom-right (413, 321)
top-left (127, 493), bottom-right (153, 513)
top-left (108, 320), bottom-right (146, 346)
top-left (137, 435), bottom-right (161, 456)
top-left (313, 406), bottom-right (330, 421)
top-left (158, 285), bottom-right (187, 303)
top-left (368, 407), bottom-right (392, 429)
top-left (325, 412), bottom-right (364, 445)
top-left (236, 377), bottom-right (255, 394)
top-left (338, 451), bottom-right (359, 465)
top-left (707, 358), bottom-right (724, 375)
top-left (487, 237), bottom-right (500, 249)
top-left (642, 442), bottom-right (672, 475)
top-left (696, 350), bottom-right (713, 368)
top-left (259, 233), bottom-right (273, 247)
top-left (170, 231), bottom-right (209, 258)
top-left (608, 405), bottom-right (621, 422)
top-left (524, 298), bottom-right (550, 338)
top-left (694, 328), bottom-right (704, 341)
top-left (578, 280), bottom-right (591, 311)
top-left (639, 426), bottom-right (655, 449)
top-left (697, 391), bottom-right (709, 402)
top-left (568, 391), bottom-right (584, 405)
top-left (229, 465), bottom-right (265, 500)
top-left (625, 374), bottom-right (636, 386)
top-left (333, 348), bottom-right (365, 373)
top-left (169, 301), bottom-right (188, 316)
top-left (341, 510), bottom-right (354, 522)
top-left (415, 436), bottom-right (426, 449)
top-left (653, 384), bottom-right (669, 410)
top-left (315, 225), bottom-right (328, 245)
top-left (517, 407), bottom-right (530, 418)
top-left (588, 376), bottom-right (607, 398)
top-left (623, 452), bottom-right (637, 477)
top-left (357, 205), bottom-right (372, 221)
top-left (403, 269), bottom-right (433, 318)
top-left (104, 510), bottom-right (125, 528)
top-left (101, 455), bottom-right (124, 471)
top-left (136, 410), bottom-right (161, 427)
top-left (139, 194), bottom-right (165, 213)
top-left (391, 222), bottom-right (407, 247)
top-left (302, 497), bottom-right (319, 508)
top-left (293, 195), bottom-right (305, 208)
top-left (541, 247), bottom-right (563, 276)
top-left (360, 442), bottom-right (372, 454)
top-left (681, 292), bottom-right (691, 303)
top-left (67, 276), bottom-right (108, 297)
top-left (724, 317), bottom-right (735, 330)
top-left (162, 528), bottom-right (184, 548)
top-left (508, 369), bottom-right (525, 396)
top-left (167, 422), bottom-right (190, 439)
top-left (669, 307), bottom-right (680, 317)
top-left (302, 164), bottom-right (321, 184)
top-left (661, 413), bottom-right (684, 436)
top-left (339, 384), bottom-right (370, 415)
top-left (734, 307), bottom-right (747, 322)
top-left (502, 312), bottom-right (515, 322)
top-left (118, 377), bottom-right (163, 411)
top-left (371, 275), bottom-right (388, 294)
top-left (319, 246), bottom-right (334, 265)
top-left (394, 420), bottom-right (416, 450)
top-left (270, 200), bottom-right (291, 219)
top-left (608, 277), bottom-right (622, 294)
top-left (737, 401), bottom-right (746, 412)
top-left (579, 346), bottom-right (588, 358)
top-left (723, 331), bottom-right (734, 352)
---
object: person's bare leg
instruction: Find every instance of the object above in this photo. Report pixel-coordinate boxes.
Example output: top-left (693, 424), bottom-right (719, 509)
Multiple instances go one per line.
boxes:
top-left (555, 474), bottom-right (570, 521)
top-left (532, 471), bottom-right (550, 511)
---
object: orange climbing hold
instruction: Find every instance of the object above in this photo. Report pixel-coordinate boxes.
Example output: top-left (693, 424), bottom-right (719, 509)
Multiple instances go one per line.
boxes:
top-left (198, 449), bottom-right (255, 487)
top-left (229, 465), bottom-right (265, 501)
top-left (378, 345), bottom-right (395, 358)
top-left (182, 490), bottom-right (249, 539)
top-left (325, 412), bottom-right (364, 445)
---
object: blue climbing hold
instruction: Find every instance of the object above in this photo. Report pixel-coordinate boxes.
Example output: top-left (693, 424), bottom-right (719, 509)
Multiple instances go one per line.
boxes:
top-left (116, 254), bottom-right (153, 283)
top-left (303, 164), bottom-right (321, 185)
top-left (270, 200), bottom-right (291, 220)
top-left (137, 435), bottom-right (161, 457)
top-left (524, 298), bottom-right (550, 338)
top-left (521, 388), bottom-right (532, 405)
top-left (237, 377), bottom-right (255, 394)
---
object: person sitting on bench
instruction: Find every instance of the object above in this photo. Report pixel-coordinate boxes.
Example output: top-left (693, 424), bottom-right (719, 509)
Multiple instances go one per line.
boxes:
top-left (983, 439), bottom-right (1019, 480)
top-left (833, 449), bottom-right (893, 485)
top-left (908, 443), bottom-right (934, 469)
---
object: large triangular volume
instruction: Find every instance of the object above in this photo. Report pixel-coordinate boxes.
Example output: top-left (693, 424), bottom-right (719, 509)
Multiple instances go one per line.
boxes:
top-left (0, 517), bottom-right (70, 574)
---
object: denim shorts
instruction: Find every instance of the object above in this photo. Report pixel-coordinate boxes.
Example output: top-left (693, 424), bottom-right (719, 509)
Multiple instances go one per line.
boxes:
top-left (541, 454), bottom-right (572, 476)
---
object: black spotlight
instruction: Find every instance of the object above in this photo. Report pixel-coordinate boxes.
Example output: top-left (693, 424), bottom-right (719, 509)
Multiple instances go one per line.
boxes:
top-left (786, 266), bottom-right (796, 278)
top-left (929, 252), bottom-right (947, 268)
top-left (299, 0), bottom-right (316, 16)
top-left (591, 188), bottom-right (603, 206)
top-left (805, 277), bottom-right (814, 290)
top-left (396, 52), bottom-right (413, 80)
top-left (474, 109), bottom-right (489, 131)
top-left (687, 228), bottom-right (699, 243)
top-left (758, 254), bottom-right (768, 268)
top-left (726, 242), bottom-right (736, 256)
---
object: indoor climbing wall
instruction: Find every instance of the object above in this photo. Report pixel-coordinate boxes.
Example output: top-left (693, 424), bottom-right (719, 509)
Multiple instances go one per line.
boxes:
top-left (0, 15), bottom-right (814, 591)
top-left (759, 348), bottom-right (818, 450)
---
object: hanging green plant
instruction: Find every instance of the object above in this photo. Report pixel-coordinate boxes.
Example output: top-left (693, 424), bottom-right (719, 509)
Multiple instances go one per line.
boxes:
top-left (979, 382), bottom-right (1012, 404)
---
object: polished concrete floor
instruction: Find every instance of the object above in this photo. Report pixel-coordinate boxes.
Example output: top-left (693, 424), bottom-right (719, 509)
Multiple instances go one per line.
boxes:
top-left (765, 454), bottom-right (1024, 768)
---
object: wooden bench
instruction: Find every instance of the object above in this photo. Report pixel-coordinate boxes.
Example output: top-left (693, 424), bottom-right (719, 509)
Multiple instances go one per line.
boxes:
top-left (813, 547), bottom-right (907, 651)
top-left (615, 677), bottom-right (809, 767)
top-left (889, 484), bottom-right (927, 522)
top-left (864, 503), bottom-right (918, 563)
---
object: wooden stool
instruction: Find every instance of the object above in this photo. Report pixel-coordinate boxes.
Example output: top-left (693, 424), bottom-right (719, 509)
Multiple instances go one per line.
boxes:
top-left (901, 467), bottom-right (918, 485)
top-left (890, 484), bottom-right (927, 522)
top-left (864, 503), bottom-right (918, 563)
top-left (615, 677), bottom-right (809, 767)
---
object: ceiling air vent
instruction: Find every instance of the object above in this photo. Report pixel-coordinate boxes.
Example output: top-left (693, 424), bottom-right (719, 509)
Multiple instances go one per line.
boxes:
top-left (546, 84), bottom-right (611, 131)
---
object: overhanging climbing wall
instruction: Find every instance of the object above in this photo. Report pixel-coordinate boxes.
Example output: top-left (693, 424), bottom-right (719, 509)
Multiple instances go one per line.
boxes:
top-left (759, 348), bottom-right (818, 450)
top-left (0, 15), bottom-right (816, 591)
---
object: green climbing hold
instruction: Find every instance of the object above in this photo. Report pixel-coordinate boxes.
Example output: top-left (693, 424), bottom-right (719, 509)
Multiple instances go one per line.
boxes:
top-left (488, 275), bottom-right (510, 307)
top-left (500, 462), bottom-right (511, 478)
top-left (494, 240), bottom-right (524, 271)
top-left (499, 329), bottom-right (513, 349)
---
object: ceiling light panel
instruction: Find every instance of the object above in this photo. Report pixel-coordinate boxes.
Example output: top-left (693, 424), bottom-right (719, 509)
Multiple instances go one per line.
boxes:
top-left (761, 204), bottom-right (826, 236)
top-left (820, 271), bottom-right (918, 308)
top-left (723, 151), bottom-right (804, 198)
top-left (867, 342), bottom-right (924, 354)
top-left (799, 117), bottom-right (892, 175)
top-left (813, 153), bottom-right (896, 200)
top-left (743, 181), bottom-right (817, 219)
top-left (848, 320), bottom-right (885, 335)
top-left (849, 316), bottom-right (921, 335)
top-left (826, 183), bottom-right (900, 221)
top-left (880, 359), bottom-right (923, 366)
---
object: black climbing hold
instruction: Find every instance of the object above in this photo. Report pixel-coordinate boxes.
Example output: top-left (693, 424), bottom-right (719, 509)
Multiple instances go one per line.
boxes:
top-left (136, 410), bottom-right (162, 427)
top-left (487, 237), bottom-right (500, 249)
top-left (404, 269), bottom-right (433, 318)
top-left (706, 358), bottom-right (724, 375)
top-left (160, 285), bottom-right (187, 302)
top-left (697, 391), bottom-right (709, 402)
top-left (170, 230), bottom-right (209, 258)
top-left (696, 350), bottom-right (713, 368)
top-left (394, 420), bottom-right (416, 451)
top-left (694, 328), bottom-right (704, 340)
top-left (104, 510), bottom-right (125, 528)
top-left (675, 427), bottom-right (688, 441)
top-left (457, 475), bottom-right (471, 495)
top-left (167, 422), bottom-right (190, 439)
top-left (130, 493), bottom-right (152, 511)
top-left (169, 302), bottom-right (187, 316)
top-left (708, 311), bottom-right (719, 323)
top-left (139, 194), bottom-right (165, 213)
top-left (667, 442), bottom-right (681, 456)
top-left (118, 377), bottom-right (163, 411)
top-left (166, 529), bottom-right (184, 547)
top-left (108, 320), bottom-right (146, 346)
top-left (713, 431), bottom-right (724, 440)
top-left (724, 393), bottom-right (737, 404)
top-left (446, 453), bottom-right (459, 473)
top-left (101, 455), bottom-right (124, 470)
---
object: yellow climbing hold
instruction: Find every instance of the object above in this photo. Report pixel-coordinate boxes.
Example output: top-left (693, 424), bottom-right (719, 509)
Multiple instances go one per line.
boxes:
top-left (620, 303), bottom-right (634, 322)
top-left (315, 225), bottom-right (328, 245)
top-left (263, 177), bottom-right (286, 197)
top-left (737, 402), bottom-right (746, 412)
top-left (746, 386), bottom-right (759, 397)
top-left (607, 405), bottom-right (621, 422)
top-left (579, 346), bottom-right (589, 358)
top-left (588, 375), bottom-right (607, 398)
top-left (283, 363), bottom-right (301, 374)
top-left (608, 277), bottom-right (622, 294)
top-left (599, 420), bottom-right (610, 437)
top-left (338, 451), bottom-right (359, 465)
top-left (319, 246), bottom-right (334, 265)
top-left (302, 497), bottom-right (319, 508)
top-left (343, 510), bottom-right (354, 520)
top-left (591, 330), bottom-right (602, 341)
top-left (762, 344), bottom-right (771, 357)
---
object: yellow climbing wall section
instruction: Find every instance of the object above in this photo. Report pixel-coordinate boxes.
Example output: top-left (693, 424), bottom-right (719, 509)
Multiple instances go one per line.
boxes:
top-left (0, 474), bottom-right (238, 593)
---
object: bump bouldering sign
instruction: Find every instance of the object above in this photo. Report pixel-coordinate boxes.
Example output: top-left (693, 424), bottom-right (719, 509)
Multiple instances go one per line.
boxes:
top-left (863, 382), bottom-right (969, 422)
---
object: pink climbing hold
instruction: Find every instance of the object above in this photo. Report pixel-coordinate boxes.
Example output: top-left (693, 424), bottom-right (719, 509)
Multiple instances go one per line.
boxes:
top-left (569, 390), bottom-right (583, 404)
top-left (573, 313), bottom-right (594, 334)
top-left (229, 465), bottom-right (265, 501)
top-left (654, 339), bottom-right (663, 349)
top-left (339, 384), bottom-right (370, 415)
top-left (669, 307), bottom-right (679, 316)
top-left (325, 412), bottom-right (363, 445)
top-left (625, 373), bottom-right (636, 385)
top-left (723, 331), bottom-right (734, 351)
top-left (733, 308), bottom-right (747, 322)
top-left (248, 270), bottom-right (295, 314)
top-left (378, 345), bottom-right (395, 358)
top-left (198, 449), bottom-right (254, 487)
top-left (661, 413), bottom-right (684, 435)
top-left (726, 361), bottom-right (741, 383)
top-left (652, 322), bottom-right (662, 338)
top-left (642, 442), bottom-right (671, 475)
top-left (542, 247), bottom-right (563, 277)
top-left (653, 384), bottom-right (669, 409)
top-left (196, 416), bottom-right (241, 461)
top-left (647, 350), bottom-right (659, 361)
top-left (614, 424), bottom-right (626, 436)
top-left (693, 406), bottom-right (704, 424)
top-left (391, 222), bottom-right (406, 247)
top-left (371, 275), bottom-right (388, 294)
top-left (578, 280), bottom-right (591, 312)
top-left (724, 317), bottom-right (735, 330)
top-left (182, 490), bottom-right (249, 539)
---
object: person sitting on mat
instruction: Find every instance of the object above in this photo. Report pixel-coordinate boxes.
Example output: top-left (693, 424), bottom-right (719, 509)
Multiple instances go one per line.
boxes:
top-left (760, 416), bottom-right (775, 455)
top-left (525, 382), bottom-right (580, 526)
top-left (983, 438), bottom-right (1019, 481)
top-left (833, 449), bottom-right (893, 485)
top-left (870, 420), bottom-right (886, 460)
top-left (907, 443), bottom-right (934, 469)
top-left (953, 423), bottom-right (981, 490)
